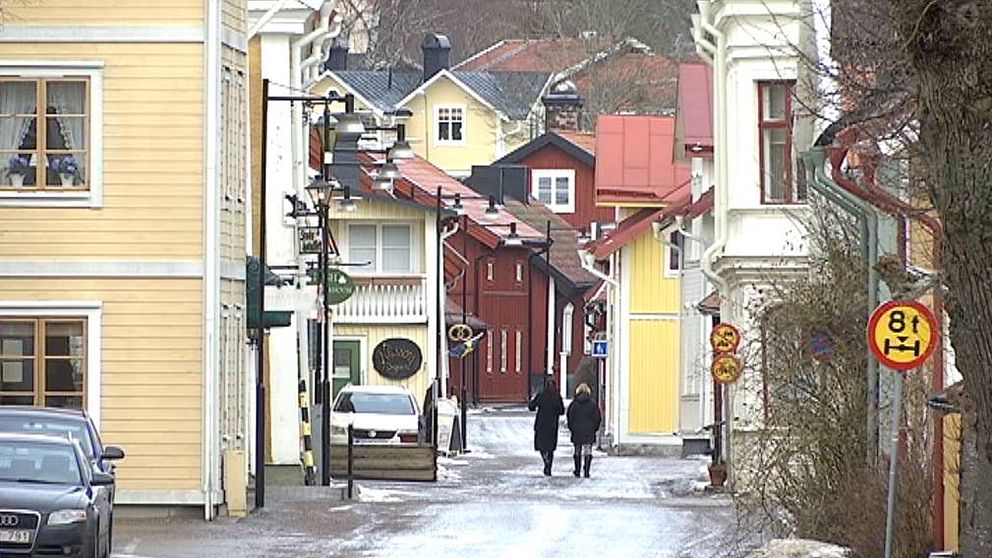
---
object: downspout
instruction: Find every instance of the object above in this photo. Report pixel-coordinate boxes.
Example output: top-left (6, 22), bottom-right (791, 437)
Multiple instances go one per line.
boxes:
top-left (694, 1), bottom-right (729, 299)
top-left (805, 147), bottom-right (880, 463)
top-left (302, 13), bottom-right (344, 88)
top-left (438, 220), bottom-right (459, 396)
top-left (203, 0), bottom-right (222, 520)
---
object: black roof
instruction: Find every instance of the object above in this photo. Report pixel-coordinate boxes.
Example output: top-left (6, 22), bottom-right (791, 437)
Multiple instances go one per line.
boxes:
top-left (331, 69), bottom-right (549, 120)
top-left (496, 131), bottom-right (595, 168)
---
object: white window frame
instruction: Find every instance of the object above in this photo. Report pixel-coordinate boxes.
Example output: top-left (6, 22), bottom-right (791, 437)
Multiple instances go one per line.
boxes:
top-left (486, 259), bottom-right (495, 282)
top-left (0, 62), bottom-right (104, 208)
top-left (0, 301), bottom-right (102, 426)
top-left (562, 303), bottom-right (574, 356)
top-left (531, 169), bottom-right (575, 213)
top-left (664, 231), bottom-right (681, 278)
top-left (515, 261), bottom-right (523, 283)
top-left (345, 222), bottom-right (419, 274)
top-left (486, 331), bottom-right (493, 373)
top-left (515, 330), bottom-right (522, 372)
top-left (434, 104), bottom-right (465, 146)
top-left (500, 329), bottom-right (508, 373)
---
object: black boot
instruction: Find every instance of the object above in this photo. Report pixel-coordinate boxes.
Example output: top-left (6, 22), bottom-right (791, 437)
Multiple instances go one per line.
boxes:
top-left (542, 452), bottom-right (552, 476)
top-left (573, 455), bottom-right (581, 477)
top-left (583, 455), bottom-right (592, 478)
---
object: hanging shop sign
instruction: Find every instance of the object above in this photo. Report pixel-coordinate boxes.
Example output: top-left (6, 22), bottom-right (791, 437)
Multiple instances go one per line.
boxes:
top-left (299, 226), bottom-right (322, 255)
top-left (324, 268), bottom-right (355, 305)
top-left (867, 300), bottom-right (938, 371)
top-left (372, 338), bottom-right (423, 380)
top-left (710, 323), bottom-right (742, 354)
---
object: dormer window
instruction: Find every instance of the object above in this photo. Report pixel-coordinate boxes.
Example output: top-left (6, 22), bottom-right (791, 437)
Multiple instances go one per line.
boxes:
top-left (436, 105), bottom-right (464, 144)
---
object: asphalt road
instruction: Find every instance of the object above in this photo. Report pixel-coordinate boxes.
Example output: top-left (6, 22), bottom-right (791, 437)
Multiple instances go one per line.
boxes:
top-left (113, 408), bottom-right (744, 558)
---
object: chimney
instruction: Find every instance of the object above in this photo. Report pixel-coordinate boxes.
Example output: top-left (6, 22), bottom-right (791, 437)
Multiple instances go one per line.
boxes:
top-left (325, 38), bottom-right (349, 72)
top-left (421, 33), bottom-right (451, 81)
top-left (542, 80), bottom-right (584, 132)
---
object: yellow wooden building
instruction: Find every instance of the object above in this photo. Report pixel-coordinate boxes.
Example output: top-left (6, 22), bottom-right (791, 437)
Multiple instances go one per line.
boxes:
top-left (0, 0), bottom-right (251, 517)
top-left (584, 115), bottom-right (699, 454)
top-left (311, 33), bottom-right (549, 177)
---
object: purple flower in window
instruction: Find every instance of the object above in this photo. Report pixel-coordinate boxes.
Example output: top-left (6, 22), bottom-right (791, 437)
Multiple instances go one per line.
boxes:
top-left (49, 156), bottom-right (79, 176)
top-left (7, 155), bottom-right (30, 174)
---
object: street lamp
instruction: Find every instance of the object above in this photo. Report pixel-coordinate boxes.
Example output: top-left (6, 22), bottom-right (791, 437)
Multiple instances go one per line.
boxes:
top-left (483, 195), bottom-right (500, 221)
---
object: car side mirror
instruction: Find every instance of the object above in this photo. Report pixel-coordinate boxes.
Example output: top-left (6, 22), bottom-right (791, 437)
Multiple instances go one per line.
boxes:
top-left (91, 471), bottom-right (115, 486)
top-left (102, 446), bottom-right (125, 461)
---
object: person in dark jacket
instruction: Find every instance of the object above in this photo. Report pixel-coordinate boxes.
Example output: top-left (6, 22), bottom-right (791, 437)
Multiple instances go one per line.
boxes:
top-left (528, 376), bottom-right (564, 476)
top-left (566, 382), bottom-right (601, 478)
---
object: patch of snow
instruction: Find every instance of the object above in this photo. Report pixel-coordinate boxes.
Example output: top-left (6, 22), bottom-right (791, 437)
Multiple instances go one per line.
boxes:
top-left (748, 539), bottom-right (850, 558)
top-left (357, 487), bottom-right (403, 503)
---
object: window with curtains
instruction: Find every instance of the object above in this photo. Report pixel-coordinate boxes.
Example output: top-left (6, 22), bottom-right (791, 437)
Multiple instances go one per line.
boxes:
top-left (758, 81), bottom-right (803, 204)
top-left (486, 331), bottom-right (493, 373)
top-left (0, 78), bottom-right (89, 191)
top-left (515, 330), bottom-right (522, 372)
top-left (0, 319), bottom-right (86, 409)
top-left (500, 329), bottom-right (508, 373)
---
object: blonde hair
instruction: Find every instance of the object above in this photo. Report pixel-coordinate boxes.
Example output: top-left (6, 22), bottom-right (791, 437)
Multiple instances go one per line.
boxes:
top-left (575, 383), bottom-right (591, 396)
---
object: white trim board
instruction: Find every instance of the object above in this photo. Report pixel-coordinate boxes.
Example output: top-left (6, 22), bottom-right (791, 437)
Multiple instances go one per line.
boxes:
top-left (0, 26), bottom-right (204, 43)
top-left (0, 302), bottom-right (102, 428)
top-left (0, 261), bottom-right (204, 278)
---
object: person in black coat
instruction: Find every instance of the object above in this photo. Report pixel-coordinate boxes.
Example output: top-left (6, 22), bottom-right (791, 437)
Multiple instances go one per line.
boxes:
top-left (528, 376), bottom-right (564, 476)
top-left (566, 382), bottom-right (601, 478)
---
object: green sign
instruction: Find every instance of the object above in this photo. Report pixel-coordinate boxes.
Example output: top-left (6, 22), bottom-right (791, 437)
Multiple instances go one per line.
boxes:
top-left (325, 268), bottom-right (355, 304)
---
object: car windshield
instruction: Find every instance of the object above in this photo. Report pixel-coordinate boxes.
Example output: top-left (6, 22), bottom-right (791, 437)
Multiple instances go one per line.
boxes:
top-left (334, 392), bottom-right (416, 415)
top-left (0, 440), bottom-right (81, 485)
top-left (0, 416), bottom-right (95, 459)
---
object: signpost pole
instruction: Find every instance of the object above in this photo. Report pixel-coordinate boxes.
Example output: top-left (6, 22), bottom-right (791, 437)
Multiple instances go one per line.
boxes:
top-left (883, 370), bottom-right (904, 558)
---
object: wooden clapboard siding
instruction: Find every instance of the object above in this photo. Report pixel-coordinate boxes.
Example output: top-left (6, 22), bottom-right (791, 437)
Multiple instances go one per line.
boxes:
top-left (334, 323), bottom-right (432, 403)
top-left (3, 1), bottom-right (204, 26)
top-left (0, 42), bottom-right (204, 260)
top-left (222, 0), bottom-right (246, 35)
top-left (629, 233), bottom-right (680, 314)
top-left (0, 277), bottom-right (204, 491)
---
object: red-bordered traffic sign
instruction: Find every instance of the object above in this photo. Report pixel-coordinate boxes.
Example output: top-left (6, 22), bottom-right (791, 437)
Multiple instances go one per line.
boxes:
top-left (711, 353), bottom-right (743, 384)
top-left (710, 323), bottom-right (742, 354)
top-left (867, 300), bottom-right (938, 371)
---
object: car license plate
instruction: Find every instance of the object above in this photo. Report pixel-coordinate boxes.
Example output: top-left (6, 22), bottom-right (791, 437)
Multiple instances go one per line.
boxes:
top-left (0, 528), bottom-right (31, 544)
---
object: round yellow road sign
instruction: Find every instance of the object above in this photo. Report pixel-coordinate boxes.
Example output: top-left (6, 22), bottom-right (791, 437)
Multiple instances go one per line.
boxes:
top-left (711, 353), bottom-right (743, 384)
top-left (867, 300), bottom-right (938, 371)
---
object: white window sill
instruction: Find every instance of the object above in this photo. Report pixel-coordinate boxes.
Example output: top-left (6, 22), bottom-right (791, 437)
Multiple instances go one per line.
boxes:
top-left (545, 204), bottom-right (575, 214)
top-left (434, 141), bottom-right (466, 147)
top-left (0, 191), bottom-right (100, 208)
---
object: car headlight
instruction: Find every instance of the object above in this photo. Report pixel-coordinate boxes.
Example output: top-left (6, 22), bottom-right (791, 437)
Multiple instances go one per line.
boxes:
top-left (331, 425), bottom-right (347, 436)
top-left (48, 509), bottom-right (88, 526)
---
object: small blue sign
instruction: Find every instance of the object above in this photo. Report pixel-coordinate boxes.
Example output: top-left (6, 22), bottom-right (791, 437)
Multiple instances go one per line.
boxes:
top-left (592, 340), bottom-right (608, 359)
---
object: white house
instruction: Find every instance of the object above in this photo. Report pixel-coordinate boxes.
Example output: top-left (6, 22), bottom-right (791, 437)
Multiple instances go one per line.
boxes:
top-left (691, 0), bottom-right (813, 453)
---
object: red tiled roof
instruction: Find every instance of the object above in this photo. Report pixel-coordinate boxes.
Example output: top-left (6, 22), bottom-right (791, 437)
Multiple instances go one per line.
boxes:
top-left (455, 38), bottom-right (612, 72)
top-left (676, 62), bottom-right (714, 158)
top-left (556, 130), bottom-right (596, 157)
top-left (594, 115), bottom-right (691, 205)
top-left (357, 153), bottom-right (544, 249)
top-left (589, 185), bottom-right (713, 260)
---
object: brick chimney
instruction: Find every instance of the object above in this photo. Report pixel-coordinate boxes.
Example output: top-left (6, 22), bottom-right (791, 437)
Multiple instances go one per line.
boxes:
top-left (542, 80), bottom-right (584, 132)
top-left (421, 33), bottom-right (451, 82)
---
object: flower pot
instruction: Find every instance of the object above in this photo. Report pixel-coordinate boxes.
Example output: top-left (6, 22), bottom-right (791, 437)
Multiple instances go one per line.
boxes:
top-left (8, 173), bottom-right (24, 187)
top-left (708, 463), bottom-right (728, 487)
top-left (59, 173), bottom-right (74, 187)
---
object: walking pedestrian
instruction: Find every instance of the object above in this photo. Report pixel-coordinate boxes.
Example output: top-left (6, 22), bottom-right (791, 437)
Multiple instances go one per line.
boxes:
top-left (566, 383), bottom-right (601, 478)
top-left (528, 375), bottom-right (564, 476)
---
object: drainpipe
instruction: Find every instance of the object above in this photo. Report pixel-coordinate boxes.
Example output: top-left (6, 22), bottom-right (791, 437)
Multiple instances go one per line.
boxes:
top-left (694, 0), bottom-right (732, 482)
top-left (439, 220), bottom-right (459, 396)
top-left (804, 147), bottom-right (881, 462)
top-left (694, 1), bottom-right (729, 300)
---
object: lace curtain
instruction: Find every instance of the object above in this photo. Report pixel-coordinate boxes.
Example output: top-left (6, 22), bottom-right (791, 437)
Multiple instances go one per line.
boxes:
top-left (0, 81), bottom-right (36, 156)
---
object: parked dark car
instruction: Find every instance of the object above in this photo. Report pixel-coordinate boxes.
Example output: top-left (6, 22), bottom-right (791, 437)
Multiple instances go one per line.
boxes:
top-left (0, 407), bottom-right (124, 488)
top-left (0, 432), bottom-right (113, 557)
top-left (0, 407), bottom-right (124, 550)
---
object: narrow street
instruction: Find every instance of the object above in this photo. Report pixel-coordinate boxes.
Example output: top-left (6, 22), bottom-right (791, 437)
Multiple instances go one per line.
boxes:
top-left (113, 408), bottom-right (741, 558)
